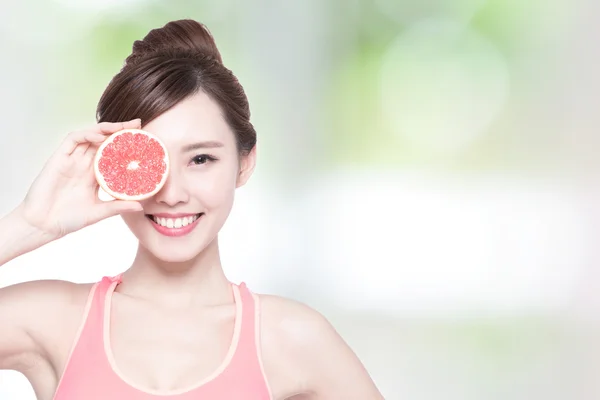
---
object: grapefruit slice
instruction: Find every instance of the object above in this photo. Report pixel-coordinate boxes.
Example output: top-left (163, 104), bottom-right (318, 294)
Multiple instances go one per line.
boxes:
top-left (94, 128), bottom-right (170, 201)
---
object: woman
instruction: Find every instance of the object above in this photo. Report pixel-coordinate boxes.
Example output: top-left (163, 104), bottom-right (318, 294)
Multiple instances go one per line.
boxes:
top-left (0, 19), bottom-right (384, 400)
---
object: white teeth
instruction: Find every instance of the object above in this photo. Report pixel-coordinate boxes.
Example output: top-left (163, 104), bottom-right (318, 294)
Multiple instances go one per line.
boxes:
top-left (152, 215), bottom-right (200, 228)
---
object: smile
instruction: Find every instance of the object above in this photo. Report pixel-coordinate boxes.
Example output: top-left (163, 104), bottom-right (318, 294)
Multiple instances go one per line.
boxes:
top-left (145, 213), bottom-right (203, 237)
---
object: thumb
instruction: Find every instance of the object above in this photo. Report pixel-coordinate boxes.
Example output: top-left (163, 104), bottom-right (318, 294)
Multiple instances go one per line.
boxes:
top-left (92, 200), bottom-right (143, 222)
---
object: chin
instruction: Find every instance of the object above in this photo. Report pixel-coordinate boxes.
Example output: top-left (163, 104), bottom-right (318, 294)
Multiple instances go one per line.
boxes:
top-left (139, 234), bottom-right (217, 263)
top-left (146, 244), bottom-right (206, 263)
top-left (123, 213), bottom-right (220, 264)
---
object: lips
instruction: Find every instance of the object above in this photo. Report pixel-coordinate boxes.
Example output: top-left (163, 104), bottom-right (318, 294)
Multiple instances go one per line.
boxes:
top-left (145, 213), bottom-right (204, 237)
top-left (145, 213), bottom-right (202, 228)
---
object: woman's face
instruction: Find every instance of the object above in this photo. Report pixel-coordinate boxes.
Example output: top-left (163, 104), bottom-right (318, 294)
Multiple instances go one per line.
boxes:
top-left (121, 91), bottom-right (255, 263)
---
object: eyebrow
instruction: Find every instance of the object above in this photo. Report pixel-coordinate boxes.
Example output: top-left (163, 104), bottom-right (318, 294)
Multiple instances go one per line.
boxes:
top-left (182, 141), bottom-right (224, 152)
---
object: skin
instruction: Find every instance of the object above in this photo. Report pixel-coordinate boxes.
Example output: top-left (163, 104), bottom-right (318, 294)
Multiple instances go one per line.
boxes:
top-left (0, 91), bottom-right (384, 399)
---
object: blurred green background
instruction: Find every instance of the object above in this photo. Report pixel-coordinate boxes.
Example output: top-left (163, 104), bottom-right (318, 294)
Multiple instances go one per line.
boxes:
top-left (1, 0), bottom-right (598, 399)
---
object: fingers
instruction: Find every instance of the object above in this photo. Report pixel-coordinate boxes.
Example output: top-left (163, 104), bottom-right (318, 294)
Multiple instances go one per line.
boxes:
top-left (60, 119), bottom-right (142, 156)
top-left (97, 119), bottom-right (142, 134)
top-left (73, 142), bottom-right (91, 158)
top-left (60, 130), bottom-right (110, 156)
top-left (90, 200), bottom-right (143, 224)
top-left (83, 142), bottom-right (100, 162)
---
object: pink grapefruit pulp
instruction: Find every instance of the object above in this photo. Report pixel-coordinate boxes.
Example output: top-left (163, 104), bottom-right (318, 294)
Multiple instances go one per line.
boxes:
top-left (94, 129), bottom-right (170, 201)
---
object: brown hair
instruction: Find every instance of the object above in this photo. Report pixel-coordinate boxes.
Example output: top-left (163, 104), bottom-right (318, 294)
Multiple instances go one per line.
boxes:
top-left (96, 19), bottom-right (256, 156)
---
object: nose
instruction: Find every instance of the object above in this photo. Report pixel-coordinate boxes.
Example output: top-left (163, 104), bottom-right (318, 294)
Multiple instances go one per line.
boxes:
top-left (153, 168), bottom-right (189, 207)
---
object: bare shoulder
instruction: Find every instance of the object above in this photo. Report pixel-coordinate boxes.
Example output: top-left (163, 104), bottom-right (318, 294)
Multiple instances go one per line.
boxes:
top-left (0, 278), bottom-right (94, 322)
top-left (257, 294), bottom-right (331, 341)
top-left (0, 279), bottom-right (94, 372)
top-left (255, 293), bottom-right (384, 400)
top-left (1, 278), bottom-right (92, 303)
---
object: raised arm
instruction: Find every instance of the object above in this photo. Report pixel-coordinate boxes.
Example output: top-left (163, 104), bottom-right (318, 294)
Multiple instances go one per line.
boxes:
top-left (0, 119), bottom-right (145, 373)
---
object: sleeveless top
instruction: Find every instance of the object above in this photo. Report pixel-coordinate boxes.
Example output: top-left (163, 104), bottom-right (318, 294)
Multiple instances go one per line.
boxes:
top-left (51, 274), bottom-right (272, 400)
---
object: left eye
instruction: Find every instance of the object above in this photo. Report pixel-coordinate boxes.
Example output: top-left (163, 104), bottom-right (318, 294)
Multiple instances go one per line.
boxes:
top-left (191, 154), bottom-right (215, 165)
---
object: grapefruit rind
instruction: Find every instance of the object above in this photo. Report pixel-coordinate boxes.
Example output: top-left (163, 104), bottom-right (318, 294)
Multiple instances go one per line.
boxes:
top-left (93, 128), bottom-right (170, 201)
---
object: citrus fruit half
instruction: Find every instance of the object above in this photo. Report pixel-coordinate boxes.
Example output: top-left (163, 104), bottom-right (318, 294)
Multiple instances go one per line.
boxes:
top-left (94, 128), bottom-right (170, 201)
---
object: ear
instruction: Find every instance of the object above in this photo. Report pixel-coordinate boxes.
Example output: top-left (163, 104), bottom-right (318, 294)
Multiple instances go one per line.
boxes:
top-left (236, 145), bottom-right (256, 188)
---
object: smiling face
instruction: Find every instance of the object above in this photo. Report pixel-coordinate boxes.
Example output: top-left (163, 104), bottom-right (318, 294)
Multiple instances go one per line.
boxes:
top-left (121, 91), bottom-right (256, 263)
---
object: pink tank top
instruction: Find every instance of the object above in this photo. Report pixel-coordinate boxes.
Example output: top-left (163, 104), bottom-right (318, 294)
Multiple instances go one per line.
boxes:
top-left (52, 274), bottom-right (272, 400)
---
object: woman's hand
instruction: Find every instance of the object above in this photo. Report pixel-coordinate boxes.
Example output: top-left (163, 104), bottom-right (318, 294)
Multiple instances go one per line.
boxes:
top-left (18, 119), bottom-right (145, 240)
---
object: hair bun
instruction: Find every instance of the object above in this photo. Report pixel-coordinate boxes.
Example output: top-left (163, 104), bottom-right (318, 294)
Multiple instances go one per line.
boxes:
top-left (126, 19), bottom-right (223, 65)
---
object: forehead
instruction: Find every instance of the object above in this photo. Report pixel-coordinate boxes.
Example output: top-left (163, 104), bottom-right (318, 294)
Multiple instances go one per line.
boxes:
top-left (142, 91), bottom-right (234, 148)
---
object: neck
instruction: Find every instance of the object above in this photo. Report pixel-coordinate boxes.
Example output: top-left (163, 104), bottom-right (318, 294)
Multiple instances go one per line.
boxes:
top-left (117, 237), bottom-right (232, 307)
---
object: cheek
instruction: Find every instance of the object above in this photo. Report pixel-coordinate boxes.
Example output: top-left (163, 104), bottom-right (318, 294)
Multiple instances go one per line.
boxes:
top-left (190, 165), bottom-right (238, 208)
top-left (120, 212), bottom-right (146, 234)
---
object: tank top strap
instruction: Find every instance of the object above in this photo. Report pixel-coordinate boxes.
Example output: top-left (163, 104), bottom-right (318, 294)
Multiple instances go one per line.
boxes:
top-left (71, 274), bottom-right (120, 355)
top-left (80, 275), bottom-right (120, 342)
top-left (77, 276), bottom-right (111, 321)
top-left (238, 282), bottom-right (257, 346)
top-left (52, 275), bottom-right (118, 399)
top-left (94, 274), bottom-right (121, 312)
top-left (228, 282), bottom-right (263, 368)
top-left (224, 282), bottom-right (271, 396)
top-left (108, 273), bottom-right (123, 284)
